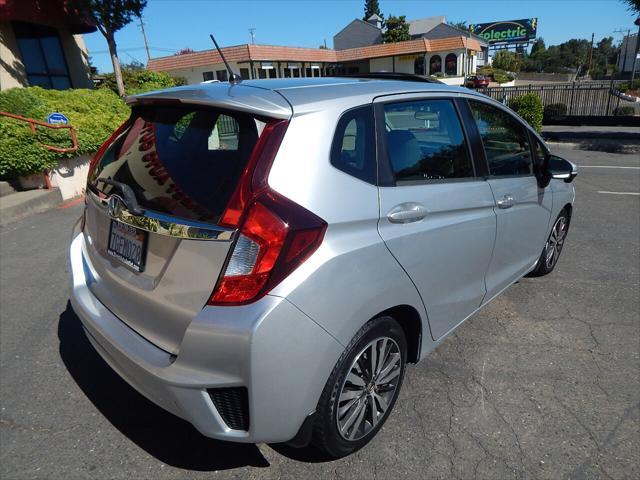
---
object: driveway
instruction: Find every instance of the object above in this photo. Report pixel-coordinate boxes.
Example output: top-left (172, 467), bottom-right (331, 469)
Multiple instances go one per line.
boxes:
top-left (1, 146), bottom-right (638, 479)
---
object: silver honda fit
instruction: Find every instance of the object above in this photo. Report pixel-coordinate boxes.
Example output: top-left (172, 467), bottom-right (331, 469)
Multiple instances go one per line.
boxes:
top-left (69, 75), bottom-right (576, 457)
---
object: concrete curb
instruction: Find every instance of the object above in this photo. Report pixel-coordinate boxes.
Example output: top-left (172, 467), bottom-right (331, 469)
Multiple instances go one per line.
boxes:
top-left (0, 188), bottom-right (63, 227)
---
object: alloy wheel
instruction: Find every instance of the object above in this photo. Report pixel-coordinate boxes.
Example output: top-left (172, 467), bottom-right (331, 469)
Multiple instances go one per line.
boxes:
top-left (336, 337), bottom-right (402, 441)
top-left (545, 215), bottom-right (567, 269)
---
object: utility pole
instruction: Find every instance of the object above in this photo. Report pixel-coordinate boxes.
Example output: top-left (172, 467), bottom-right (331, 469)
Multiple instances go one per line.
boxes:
top-left (631, 18), bottom-right (640, 84)
top-left (614, 28), bottom-right (631, 76)
top-left (138, 15), bottom-right (151, 63)
top-left (586, 32), bottom-right (595, 77)
top-left (249, 28), bottom-right (256, 44)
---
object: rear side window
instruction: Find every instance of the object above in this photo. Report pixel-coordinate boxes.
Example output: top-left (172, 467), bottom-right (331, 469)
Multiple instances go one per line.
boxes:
top-left (88, 106), bottom-right (261, 222)
top-left (468, 100), bottom-right (533, 177)
top-left (383, 99), bottom-right (473, 183)
top-left (330, 106), bottom-right (376, 184)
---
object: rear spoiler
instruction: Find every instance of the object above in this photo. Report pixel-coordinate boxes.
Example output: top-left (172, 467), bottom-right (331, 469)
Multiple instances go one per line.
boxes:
top-left (125, 84), bottom-right (292, 120)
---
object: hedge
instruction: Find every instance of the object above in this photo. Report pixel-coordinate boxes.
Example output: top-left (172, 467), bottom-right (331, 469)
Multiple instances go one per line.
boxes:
top-left (0, 87), bottom-right (130, 179)
top-left (99, 69), bottom-right (186, 95)
top-left (508, 93), bottom-right (544, 133)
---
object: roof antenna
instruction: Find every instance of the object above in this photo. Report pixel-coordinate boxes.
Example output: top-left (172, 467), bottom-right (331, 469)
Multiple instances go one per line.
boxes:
top-left (209, 34), bottom-right (242, 84)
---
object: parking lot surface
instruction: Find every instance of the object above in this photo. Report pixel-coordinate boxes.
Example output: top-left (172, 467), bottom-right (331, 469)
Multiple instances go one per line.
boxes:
top-left (1, 146), bottom-right (638, 479)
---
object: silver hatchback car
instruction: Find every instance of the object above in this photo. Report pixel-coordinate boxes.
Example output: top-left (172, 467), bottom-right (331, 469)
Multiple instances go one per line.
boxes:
top-left (69, 75), bottom-right (576, 457)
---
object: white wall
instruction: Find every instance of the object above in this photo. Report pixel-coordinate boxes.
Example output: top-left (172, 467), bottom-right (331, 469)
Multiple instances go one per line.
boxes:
top-left (369, 57), bottom-right (393, 72)
top-left (164, 61), bottom-right (245, 84)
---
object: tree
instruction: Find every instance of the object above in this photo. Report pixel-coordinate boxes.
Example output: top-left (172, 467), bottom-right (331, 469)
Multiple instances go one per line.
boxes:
top-left (620, 0), bottom-right (640, 14)
top-left (121, 59), bottom-right (145, 70)
top-left (175, 48), bottom-right (195, 56)
top-left (383, 15), bottom-right (410, 43)
top-left (492, 50), bottom-right (522, 72)
top-left (363, 0), bottom-right (383, 21)
top-left (448, 21), bottom-right (469, 32)
top-left (530, 38), bottom-right (546, 56)
top-left (74, 1), bottom-right (148, 97)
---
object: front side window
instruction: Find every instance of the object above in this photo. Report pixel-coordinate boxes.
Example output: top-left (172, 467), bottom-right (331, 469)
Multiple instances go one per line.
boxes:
top-left (468, 100), bottom-right (533, 177)
top-left (383, 99), bottom-right (474, 183)
top-left (14, 22), bottom-right (71, 89)
top-left (330, 106), bottom-right (375, 184)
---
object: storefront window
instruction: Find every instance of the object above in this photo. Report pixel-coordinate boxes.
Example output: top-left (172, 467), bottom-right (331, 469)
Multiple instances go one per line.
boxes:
top-left (414, 56), bottom-right (425, 75)
top-left (429, 55), bottom-right (442, 75)
top-left (445, 54), bottom-right (458, 76)
top-left (14, 22), bottom-right (71, 89)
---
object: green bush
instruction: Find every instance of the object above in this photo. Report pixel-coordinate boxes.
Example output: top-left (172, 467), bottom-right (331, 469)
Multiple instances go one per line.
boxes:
top-left (99, 69), bottom-right (186, 95)
top-left (613, 106), bottom-right (635, 116)
top-left (544, 103), bottom-right (568, 119)
top-left (508, 93), bottom-right (544, 132)
top-left (492, 69), bottom-right (515, 84)
top-left (0, 87), bottom-right (130, 179)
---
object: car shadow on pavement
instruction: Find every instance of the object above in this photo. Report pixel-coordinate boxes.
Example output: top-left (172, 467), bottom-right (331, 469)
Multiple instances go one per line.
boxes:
top-left (57, 301), bottom-right (270, 472)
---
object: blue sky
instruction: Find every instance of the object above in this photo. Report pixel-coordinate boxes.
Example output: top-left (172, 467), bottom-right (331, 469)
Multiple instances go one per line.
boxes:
top-left (84, 0), bottom-right (639, 73)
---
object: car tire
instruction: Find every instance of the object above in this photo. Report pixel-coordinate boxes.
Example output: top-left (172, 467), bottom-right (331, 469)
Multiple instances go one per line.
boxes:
top-left (529, 209), bottom-right (570, 277)
top-left (312, 316), bottom-right (407, 458)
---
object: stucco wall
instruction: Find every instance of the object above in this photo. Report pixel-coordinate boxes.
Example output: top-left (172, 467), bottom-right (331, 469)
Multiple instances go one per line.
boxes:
top-left (0, 22), bottom-right (28, 89)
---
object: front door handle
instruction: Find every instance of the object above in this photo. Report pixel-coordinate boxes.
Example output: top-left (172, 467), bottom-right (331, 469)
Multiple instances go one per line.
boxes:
top-left (387, 202), bottom-right (428, 224)
top-left (496, 194), bottom-right (515, 209)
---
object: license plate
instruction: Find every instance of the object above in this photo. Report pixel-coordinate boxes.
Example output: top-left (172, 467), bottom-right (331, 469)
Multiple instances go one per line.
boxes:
top-left (107, 220), bottom-right (148, 272)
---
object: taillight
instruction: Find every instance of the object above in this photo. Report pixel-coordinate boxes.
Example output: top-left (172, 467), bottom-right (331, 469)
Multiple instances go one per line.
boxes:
top-left (209, 120), bottom-right (327, 306)
top-left (87, 121), bottom-right (130, 180)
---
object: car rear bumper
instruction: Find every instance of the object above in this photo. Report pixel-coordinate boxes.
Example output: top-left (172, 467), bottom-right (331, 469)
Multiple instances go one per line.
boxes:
top-left (69, 231), bottom-right (343, 443)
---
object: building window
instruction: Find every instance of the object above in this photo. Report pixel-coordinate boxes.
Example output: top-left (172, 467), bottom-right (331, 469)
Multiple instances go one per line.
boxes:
top-left (202, 71), bottom-right (215, 81)
top-left (429, 55), bottom-right (442, 75)
top-left (445, 54), bottom-right (457, 75)
top-left (216, 70), bottom-right (228, 81)
top-left (240, 68), bottom-right (250, 79)
top-left (13, 22), bottom-right (71, 89)
top-left (414, 56), bottom-right (425, 75)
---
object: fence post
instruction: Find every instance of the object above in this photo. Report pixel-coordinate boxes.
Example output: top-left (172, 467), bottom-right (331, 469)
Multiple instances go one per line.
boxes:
top-left (568, 82), bottom-right (576, 116)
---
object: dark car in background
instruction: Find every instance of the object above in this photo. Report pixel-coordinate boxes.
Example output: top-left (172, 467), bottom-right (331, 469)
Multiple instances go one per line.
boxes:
top-left (465, 74), bottom-right (490, 89)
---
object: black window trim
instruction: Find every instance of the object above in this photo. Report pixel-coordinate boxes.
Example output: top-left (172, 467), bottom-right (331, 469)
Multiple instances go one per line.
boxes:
top-left (329, 104), bottom-right (378, 185)
top-left (462, 96), bottom-right (538, 180)
top-left (374, 95), bottom-right (480, 187)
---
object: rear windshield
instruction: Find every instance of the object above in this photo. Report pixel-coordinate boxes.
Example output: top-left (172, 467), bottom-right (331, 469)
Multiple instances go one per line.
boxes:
top-left (88, 106), bottom-right (263, 223)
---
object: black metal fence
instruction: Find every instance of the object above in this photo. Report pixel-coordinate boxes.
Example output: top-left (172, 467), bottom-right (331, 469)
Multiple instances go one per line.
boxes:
top-left (477, 81), bottom-right (637, 119)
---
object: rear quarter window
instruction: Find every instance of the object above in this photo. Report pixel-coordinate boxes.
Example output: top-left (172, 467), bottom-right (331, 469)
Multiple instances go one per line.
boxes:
top-left (330, 105), bottom-right (376, 184)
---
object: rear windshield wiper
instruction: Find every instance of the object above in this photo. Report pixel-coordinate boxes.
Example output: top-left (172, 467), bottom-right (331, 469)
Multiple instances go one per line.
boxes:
top-left (97, 178), bottom-right (144, 216)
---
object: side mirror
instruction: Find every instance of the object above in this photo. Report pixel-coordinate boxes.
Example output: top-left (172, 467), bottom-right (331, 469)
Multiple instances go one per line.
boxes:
top-left (548, 154), bottom-right (578, 183)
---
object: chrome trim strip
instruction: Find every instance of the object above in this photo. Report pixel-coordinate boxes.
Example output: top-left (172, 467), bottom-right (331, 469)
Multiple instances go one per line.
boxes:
top-left (87, 189), bottom-right (235, 241)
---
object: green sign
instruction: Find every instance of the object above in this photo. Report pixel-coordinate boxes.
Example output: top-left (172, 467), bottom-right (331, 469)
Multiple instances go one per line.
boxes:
top-left (469, 18), bottom-right (537, 44)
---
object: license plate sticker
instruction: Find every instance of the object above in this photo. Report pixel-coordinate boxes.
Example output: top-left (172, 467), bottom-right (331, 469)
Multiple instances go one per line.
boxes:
top-left (107, 220), bottom-right (148, 272)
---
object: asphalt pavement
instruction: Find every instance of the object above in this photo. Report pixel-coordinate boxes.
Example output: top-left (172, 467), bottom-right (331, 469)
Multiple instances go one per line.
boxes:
top-left (1, 146), bottom-right (638, 479)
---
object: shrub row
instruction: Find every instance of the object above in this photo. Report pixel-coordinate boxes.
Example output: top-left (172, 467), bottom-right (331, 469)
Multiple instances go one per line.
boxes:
top-left (0, 87), bottom-right (130, 179)
top-left (98, 69), bottom-right (186, 95)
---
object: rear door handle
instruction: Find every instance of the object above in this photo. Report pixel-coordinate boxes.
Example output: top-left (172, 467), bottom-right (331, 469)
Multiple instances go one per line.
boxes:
top-left (496, 194), bottom-right (515, 209)
top-left (387, 203), bottom-right (428, 224)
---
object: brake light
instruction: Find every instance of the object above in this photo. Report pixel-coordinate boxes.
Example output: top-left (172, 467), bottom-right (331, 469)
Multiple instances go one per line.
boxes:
top-left (87, 121), bottom-right (130, 180)
top-left (209, 120), bottom-right (327, 306)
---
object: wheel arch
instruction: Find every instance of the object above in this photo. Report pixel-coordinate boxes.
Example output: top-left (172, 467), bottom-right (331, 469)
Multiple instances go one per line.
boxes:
top-left (372, 304), bottom-right (422, 363)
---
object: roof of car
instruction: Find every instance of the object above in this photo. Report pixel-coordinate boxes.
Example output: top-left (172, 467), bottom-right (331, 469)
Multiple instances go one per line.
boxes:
top-left (130, 77), bottom-right (485, 118)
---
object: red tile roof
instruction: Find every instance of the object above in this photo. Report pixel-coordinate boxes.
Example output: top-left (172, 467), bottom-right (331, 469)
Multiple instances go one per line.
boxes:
top-left (147, 36), bottom-right (482, 72)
